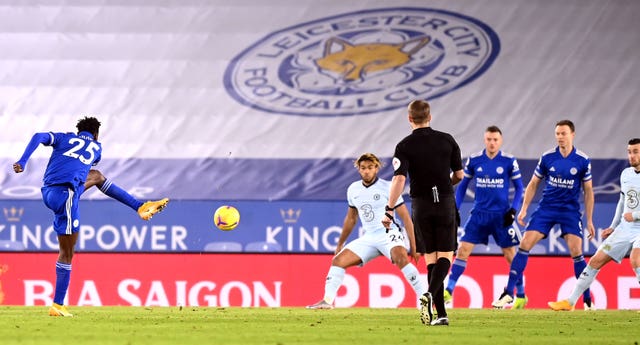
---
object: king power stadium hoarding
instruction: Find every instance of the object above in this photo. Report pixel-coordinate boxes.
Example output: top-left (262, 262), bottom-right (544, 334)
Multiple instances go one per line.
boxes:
top-left (0, 199), bottom-right (621, 255)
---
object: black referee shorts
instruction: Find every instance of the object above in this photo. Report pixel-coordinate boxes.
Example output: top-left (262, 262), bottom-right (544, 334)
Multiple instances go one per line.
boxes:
top-left (411, 194), bottom-right (457, 254)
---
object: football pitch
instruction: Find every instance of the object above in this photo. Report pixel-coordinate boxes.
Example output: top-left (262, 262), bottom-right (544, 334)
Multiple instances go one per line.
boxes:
top-left (1, 306), bottom-right (638, 345)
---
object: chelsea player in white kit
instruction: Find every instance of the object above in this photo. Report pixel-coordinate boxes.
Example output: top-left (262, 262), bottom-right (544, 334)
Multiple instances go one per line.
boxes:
top-left (13, 117), bottom-right (169, 317)
top-left (445, 126), bottom-right (526, 307)
top-left (493, 120), bottom-right (595, 309)
top-left (549, 138), bottom-right (640, 310)
top-left (307, 153), bottom-right (424, 309)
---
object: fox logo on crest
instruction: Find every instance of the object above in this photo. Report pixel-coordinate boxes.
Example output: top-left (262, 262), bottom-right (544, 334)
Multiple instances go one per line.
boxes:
top-left (315, 36), bottom-right (432, 84)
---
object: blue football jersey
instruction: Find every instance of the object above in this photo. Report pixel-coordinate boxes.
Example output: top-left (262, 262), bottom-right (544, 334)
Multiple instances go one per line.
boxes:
top-left (461, 150), bottom-right (522, 213)
top-left (534, 147), bottom-right (591, 212)
top-left (42, 131), bottom-right (102, 189)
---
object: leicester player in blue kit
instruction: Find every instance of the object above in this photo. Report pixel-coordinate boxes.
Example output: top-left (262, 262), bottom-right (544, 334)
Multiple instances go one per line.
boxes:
top-left (307, 153), bottom-right (424, 309)
top-left (492, 120), bottom-right (595, 309)
top-left (13, 117), bottom-right (169, 317)
top-left (549, 138), bottom-right (640, 311)
top-left (445, 126), bottom-right (526, 308)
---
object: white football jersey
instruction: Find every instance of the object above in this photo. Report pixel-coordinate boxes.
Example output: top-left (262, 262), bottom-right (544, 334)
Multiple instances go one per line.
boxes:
top-left (347, 178), bottom-right (404, 234)
top-left (620, 167), bottom-right (640, 230)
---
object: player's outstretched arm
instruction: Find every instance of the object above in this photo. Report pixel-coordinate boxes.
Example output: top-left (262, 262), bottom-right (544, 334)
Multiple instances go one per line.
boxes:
top-left (14, 132), bottom-right (51, 173)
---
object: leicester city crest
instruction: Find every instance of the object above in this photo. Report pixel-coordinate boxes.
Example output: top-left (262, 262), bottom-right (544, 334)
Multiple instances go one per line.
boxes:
top-left (224, 7), bottom-right (500, 117)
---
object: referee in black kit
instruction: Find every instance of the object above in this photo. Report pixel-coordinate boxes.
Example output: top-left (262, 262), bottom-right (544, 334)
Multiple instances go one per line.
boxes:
top-left (382, 99), bottom-right (463, 327)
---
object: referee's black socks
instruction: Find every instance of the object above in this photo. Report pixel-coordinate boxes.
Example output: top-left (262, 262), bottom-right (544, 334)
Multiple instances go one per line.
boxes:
top-left (427, 258), bottom-right (451, 317)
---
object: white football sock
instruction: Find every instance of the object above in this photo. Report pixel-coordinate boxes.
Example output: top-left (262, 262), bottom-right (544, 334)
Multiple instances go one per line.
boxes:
top-left (401, 263), bottom-right (426, 296)
top-left (323, 266), bottom-right (345, 304)
top-left (568, 265), bottom-right (599, 305)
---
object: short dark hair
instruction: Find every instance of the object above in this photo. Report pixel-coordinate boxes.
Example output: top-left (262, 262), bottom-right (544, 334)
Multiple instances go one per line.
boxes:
top-left (407, 100), bottom-right (430, 124)
top-left (555, 119), bottom-right (575, 132)
top-left (629, 138), bottom-right (640, 145)
top-left (77, 116), bottom-right (101, 136)
top-left (485, 125), bottom-right (502, 135)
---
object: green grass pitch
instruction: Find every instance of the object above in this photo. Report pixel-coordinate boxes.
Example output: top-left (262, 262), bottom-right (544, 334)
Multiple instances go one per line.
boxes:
top-left (1, 306), bottom-right (638, 345)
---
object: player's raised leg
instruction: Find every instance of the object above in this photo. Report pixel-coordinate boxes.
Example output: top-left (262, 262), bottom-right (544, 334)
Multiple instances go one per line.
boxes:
top-left (550, 234), bottom-right (620, 311)
top-left (83, 170), bottom-right (169, 220)
top-left (137, 198), bottom-right (170, 220)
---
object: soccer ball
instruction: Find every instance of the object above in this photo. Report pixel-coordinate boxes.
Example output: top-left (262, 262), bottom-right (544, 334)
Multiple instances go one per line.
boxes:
top-left (213, 205), bottom-right (240, 231)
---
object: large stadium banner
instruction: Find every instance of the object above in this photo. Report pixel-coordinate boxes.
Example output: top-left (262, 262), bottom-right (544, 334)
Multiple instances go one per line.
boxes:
top-left (0, 253), bottom-right (638, 310)
top-left (0, 200), bottom-right (621, 255)
top-left (0, 0), bottom-right (638, 203)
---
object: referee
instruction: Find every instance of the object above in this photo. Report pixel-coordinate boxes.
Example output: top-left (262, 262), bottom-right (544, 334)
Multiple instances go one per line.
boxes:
top-left (383, 99), bottom-right (463, 326)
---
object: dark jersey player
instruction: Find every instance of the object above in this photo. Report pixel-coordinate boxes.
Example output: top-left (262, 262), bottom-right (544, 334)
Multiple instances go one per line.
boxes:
top-left (383, 100), bottom-right (463, 326)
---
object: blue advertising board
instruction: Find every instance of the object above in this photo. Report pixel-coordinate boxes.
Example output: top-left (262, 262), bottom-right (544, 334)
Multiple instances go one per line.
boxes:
top-left (0, 199), bottom-right (619, 256)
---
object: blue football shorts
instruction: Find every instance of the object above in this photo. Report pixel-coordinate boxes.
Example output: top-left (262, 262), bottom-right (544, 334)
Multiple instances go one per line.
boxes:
top-left (526, 207), bottom-right (583, 239)
top-left (41, 184), bottom-right (81, 235)
top-left (461, 210), bottom-right (521, 248)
